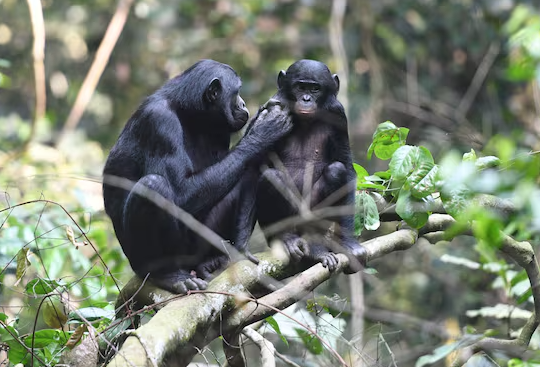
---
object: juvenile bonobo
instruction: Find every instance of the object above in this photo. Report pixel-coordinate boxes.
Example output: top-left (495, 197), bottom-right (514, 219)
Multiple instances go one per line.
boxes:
top-left (255, 59), bottom-right (367, 272)
top-left (103, 60), bottom-right (292, 294)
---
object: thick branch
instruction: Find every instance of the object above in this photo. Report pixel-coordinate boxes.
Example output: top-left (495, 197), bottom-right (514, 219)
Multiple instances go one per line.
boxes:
top-left (106, 211), bottom-right (538, 365)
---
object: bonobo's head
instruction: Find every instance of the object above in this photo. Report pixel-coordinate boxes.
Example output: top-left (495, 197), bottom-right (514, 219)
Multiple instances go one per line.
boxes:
top-left (176, 59), bottom-right (249, 132)
top-left (277, 59), bottom-right (340, 117)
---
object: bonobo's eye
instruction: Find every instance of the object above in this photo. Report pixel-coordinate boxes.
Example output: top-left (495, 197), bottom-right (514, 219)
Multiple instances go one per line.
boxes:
top-left (311, 85), bottom-right (320, 93)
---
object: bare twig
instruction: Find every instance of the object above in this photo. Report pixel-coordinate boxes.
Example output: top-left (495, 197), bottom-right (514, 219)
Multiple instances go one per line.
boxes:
top-left (24, 0), bottom-right (46, 150)
top-left (242, 328), bottom-right (276, 367)
top-left (455, 42), bottom-right (500, 122)
top-left (56, 0), bottom-right (134, 146)
top-left (328, 0), bottom-right (349, 113)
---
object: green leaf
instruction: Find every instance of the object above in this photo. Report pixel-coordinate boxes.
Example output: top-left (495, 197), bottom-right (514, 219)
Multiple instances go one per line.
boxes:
top-left (265, 316), bottom-right (289, 347)
top-left (373, 171), bottom-right (392, 180)
top-left (395, 190), bottom-right (429, 228)
top-left (408, 164), bottom-right (438, 199)
top-left (389, 145), bottom-right (433, 181)
top-left (16, 248), bottom-right (31, 282)
top-left (295, 328), bottom-right (323, 355)
top-left (68, 307), bottom-right (114, 322)
top-left (367, 121), bottom-right (409, 160)
top-left (463, 149), bottom-right (477, 162)
top-left (357, 183), bottom-right (387, 191)
top-left (25, 278), bottom-right (61, 295)
top-left (23, 329), bottom-right (63, 348)
top-left (475, 156), bottom-right (501, 169)
top-left (355, 191), bottom-right (380, 231)
top-left (440, 184), bottom-right (472, 218)
top-left (353, 163), bottom-right (368, 181)
top-left (0, 313), bottom-right (7, 323)
top-left (0, 72), bottom-right (11, 89)
top-left (43, 297), bottom-right (67, 329)
top-left (7, 341), bottom-right (27, 364)
top-left (516, 288), bottom-right (533, 305)
top-left (510, 270), bottom-right (528, 287)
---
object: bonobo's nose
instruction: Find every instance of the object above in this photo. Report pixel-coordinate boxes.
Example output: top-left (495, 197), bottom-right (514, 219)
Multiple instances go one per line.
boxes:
top-left (302, 95), bottom-right (311, 102)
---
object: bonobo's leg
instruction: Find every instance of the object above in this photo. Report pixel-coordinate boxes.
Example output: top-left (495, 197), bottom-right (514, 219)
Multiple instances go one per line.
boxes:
top-left (311, 161), bottom-right (348, 206)
top-left (231, 168), bottom-right (261, 262)
top-left (310, 162), bottom-right (367, 273)
top-left (257, 168), bottom-right (309, 261)
top-left (195, 168), bottom-right (262, 280)
top-left (123, 174), bottom-right (208, 294)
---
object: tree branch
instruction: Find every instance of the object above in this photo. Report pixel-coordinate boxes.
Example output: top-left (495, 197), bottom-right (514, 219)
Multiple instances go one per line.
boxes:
top-left (104, 210), bottom-right (538, 366)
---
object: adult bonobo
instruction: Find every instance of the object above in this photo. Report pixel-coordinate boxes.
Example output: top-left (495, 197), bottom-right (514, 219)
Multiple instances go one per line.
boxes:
top-left (103, 60), bottom-right (292, 294)
top-left (254, 59), bottom-right (367, 272)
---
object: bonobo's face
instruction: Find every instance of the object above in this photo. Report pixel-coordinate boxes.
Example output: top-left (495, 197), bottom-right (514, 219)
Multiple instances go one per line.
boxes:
top-left (229, 90), bottom-right (249, 132)
top-left (278, 59), bottom-right (340, 118)
top-left (204, 68), bottom-right (249, 132)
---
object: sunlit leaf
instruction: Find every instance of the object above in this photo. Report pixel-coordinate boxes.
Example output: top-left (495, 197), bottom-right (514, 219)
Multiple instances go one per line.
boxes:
top-left (367, 121), bottom-right (409, 160)
top-left (353, 163), bottom-right (368, 181)
top-left (355, 191), bottom-right (380, 231)
top-left (295, 328), bottom-right (323, 355)
top-left (462, 149), bottom-right (477, 162)
top-left (42, 297), bottom-right (67, 329)
top-left (23, 329), bottom-right (63, 348)
top-left (15, 248), bottom-right (31, 284)
top-left (440, 184), bottom-right (472, 218)
top-left (395, 190), bottom-right (429, 228)
top-left (68, 307), bottom-right (114, 322)
top-left (475, 156), bottom-right (501, 169)
top-left (25, 278), bottom-right (60, 295)
top-left (265, 316), bottom-right (288, 347)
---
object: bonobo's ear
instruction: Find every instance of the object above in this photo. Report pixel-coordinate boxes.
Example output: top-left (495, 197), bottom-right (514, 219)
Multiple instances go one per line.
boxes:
top-left (333, 74), bottom-right (340, 93)
top-left (277, 70), bottom-right (287, 89)
top-left (205, 78), bottom-right (222, 103)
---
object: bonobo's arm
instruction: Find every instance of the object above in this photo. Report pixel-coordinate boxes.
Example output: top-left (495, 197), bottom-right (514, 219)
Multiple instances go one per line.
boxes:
top-left (143, 100), bottom-right (292, 215)
top-left (329, 116), bottom-right (367, 271)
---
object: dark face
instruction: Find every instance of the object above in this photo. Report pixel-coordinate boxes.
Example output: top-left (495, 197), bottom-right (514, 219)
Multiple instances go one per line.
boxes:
top-left (278, 59), bottom-right (340, 118)
top-left (229, 90), bottom-right (249, 132)
top-left (205, 73), bottom-right (249, 132)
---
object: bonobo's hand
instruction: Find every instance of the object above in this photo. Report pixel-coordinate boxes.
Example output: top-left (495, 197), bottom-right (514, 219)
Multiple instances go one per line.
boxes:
top-left (244, 100), bottom-right (292, 149)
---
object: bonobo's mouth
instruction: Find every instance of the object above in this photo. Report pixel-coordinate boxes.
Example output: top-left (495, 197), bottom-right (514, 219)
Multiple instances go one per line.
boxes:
top-left (295, 108), bottom-right (316, 115)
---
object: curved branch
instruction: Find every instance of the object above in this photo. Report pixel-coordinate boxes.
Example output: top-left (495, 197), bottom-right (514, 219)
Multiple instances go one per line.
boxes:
top-left (105, 211), bottom-right (538, 365)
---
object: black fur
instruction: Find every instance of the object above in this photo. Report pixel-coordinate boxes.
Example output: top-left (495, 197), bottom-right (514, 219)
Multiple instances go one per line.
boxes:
top-left (252, 60), bottom-right (367, 272)
top-left (103, 59), bottom-right (292, 293)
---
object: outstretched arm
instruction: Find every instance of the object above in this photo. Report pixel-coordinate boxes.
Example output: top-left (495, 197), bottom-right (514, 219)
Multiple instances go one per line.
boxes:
top-left (143, 101), bottom-right (292, 215)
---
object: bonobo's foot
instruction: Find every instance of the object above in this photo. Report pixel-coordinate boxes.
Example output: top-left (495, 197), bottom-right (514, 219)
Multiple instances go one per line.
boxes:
top-left (316, 252), bottom-right (339, 272)
top-left (149, 271), bottom-right (208, 295)
top-left (196, 255), bottom-right (230, 280)
top-left (343, 242), bottom-right (368, 274)
top-left (282, 234), bottom-right (310, 263)
top-left (240, 249), bottom-right (260, 265)
top-left (309, 244), bottom-right (339, 272)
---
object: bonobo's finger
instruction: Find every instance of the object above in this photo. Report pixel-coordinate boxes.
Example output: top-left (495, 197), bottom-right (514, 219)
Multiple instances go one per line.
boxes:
top-left (296, 238), bottom-right (310, 256)
top-left (256, 109), bottom-right (269, 120)
top-left (285, 238), bottom-right (306, 262)
top-left (197, 267), bottom-right (212, 280)
top-left (243, 251), bottom-right (260, 264)
top-left (184, 278), bottom-right (206, 291)
top-left (326, 254), bottom-right (339, 272)
top-left (171, 281), bottom-right (189, 294)
top-left (191, 277), bottom-right (208, 290)
top-left (263, 98), bottom-right (282, 109)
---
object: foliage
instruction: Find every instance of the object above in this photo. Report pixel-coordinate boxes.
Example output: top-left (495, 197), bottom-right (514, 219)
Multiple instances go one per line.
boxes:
top-left (0, 0), bottom-right (539, 366)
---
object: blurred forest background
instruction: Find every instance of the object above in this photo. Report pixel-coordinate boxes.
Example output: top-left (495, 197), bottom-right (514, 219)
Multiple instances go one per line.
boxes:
top-left (1, 0), bottom-right (540, 366)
